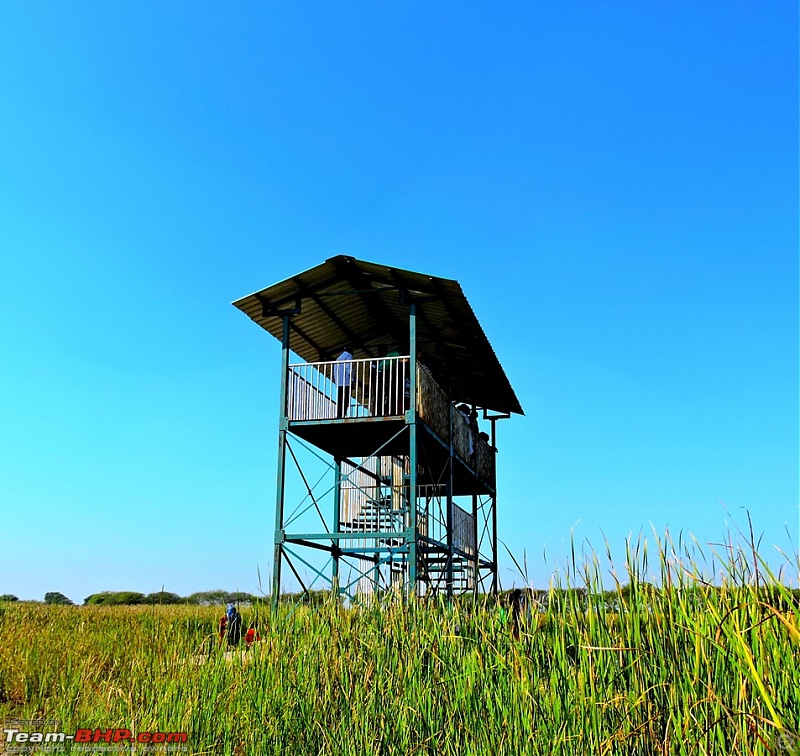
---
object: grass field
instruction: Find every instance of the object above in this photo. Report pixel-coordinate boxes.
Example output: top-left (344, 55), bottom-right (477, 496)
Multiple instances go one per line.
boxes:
top-left (1, 538), bottom-right (799, 755)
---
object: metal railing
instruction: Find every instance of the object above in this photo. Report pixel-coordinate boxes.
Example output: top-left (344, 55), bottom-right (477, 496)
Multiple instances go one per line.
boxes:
top-left (288, 356), bottom-right (409, 421)
top-left (452, 503), bottom-right (476, 557)
top-left (416, 488), bottom-right (475, 558)
top-left (287, 355), bottom-right (495, 484)
top-left (416, 484), bottom-right (448, 544)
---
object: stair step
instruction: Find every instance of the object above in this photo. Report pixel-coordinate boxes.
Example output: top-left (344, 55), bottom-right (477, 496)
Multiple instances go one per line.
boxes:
top-left (347, 515), bottom-right (403, 523)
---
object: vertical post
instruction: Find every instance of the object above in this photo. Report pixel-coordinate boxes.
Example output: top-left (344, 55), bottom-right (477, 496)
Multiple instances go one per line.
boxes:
top-left (332, 457), bottom-right (341, 596)
top-left (446, 401), bottom-right (454, 600)
top-left (272, 315), bottom-right (291, 608)
top-left (472, 492), bottom-right (479, 599)
top-left (407, 303), bottom-right (418, 596)
top-left (490, 416), bottom-right (499, 595)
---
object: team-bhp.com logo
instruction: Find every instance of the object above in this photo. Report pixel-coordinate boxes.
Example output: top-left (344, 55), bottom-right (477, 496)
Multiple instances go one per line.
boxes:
top-left (2, 720), bottom-right (187, 752)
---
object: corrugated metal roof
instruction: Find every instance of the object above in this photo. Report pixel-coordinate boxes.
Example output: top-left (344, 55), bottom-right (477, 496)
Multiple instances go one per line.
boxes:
top-left (232, 255), bottom-right (523, 415)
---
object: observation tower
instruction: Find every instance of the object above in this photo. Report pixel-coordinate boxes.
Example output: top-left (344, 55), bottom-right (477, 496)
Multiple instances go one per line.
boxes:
top-left (233, 256), bottom-right (522, 602)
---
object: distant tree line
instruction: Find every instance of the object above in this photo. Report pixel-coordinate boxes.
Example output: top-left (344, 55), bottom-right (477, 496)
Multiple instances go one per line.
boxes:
top-left (0, 592), bottom-right (77, 605)
top-left (2, 584), bottom-right (798, 609)
top-left (0, 590), bottom-right (265, 606)
top-left (83, 590), bottom-right (264, 606)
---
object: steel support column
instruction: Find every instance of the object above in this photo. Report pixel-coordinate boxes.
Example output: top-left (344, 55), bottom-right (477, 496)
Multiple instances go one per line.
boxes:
top-left (446, 401), bottom-right (454, 600)
top-left (472, 492), bottom-right (479, 599)
top-left (407, 303), bottom-right (418, 595)
top-left (332, 456), bottom-right (342, 595)
top-left (272, 315), bottom-right (291, 607)
top-left (490, 416), bottom-right (498, 595)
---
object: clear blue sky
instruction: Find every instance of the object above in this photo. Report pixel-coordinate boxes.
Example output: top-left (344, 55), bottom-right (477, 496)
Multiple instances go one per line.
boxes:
top-left (1, 2), bottom-right (797, 602)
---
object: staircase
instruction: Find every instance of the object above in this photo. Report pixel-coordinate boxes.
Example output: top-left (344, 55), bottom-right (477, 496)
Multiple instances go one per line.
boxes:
top-left (340, 493), bottom-right (406, 547)
top-left (339, 482), bottom-right (476, 595)
top-left (418, 550), bottom-right (475, 594)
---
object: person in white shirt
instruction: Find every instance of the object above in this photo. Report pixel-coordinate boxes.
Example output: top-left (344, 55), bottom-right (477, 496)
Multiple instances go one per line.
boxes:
top-left (334, 346), bottom-right (353, 418)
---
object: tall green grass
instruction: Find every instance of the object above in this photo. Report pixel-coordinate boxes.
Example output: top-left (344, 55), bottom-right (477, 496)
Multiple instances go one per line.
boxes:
top-left (1, 533), bottom-right (798, 755)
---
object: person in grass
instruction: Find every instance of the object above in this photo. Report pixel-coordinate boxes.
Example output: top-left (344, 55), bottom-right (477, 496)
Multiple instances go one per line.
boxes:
top-left (508, 588), bottom-right (529, 640)
top-left (217, 613), bottom-right (227, 644)
top-left (226, 602), bottom-right (243, 647)
top-left (245, 623), bottom-right (259, 648)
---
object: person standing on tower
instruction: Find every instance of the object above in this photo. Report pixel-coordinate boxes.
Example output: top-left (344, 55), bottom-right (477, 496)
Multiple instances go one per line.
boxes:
top-left (334, 345), bottom-right (354, 418)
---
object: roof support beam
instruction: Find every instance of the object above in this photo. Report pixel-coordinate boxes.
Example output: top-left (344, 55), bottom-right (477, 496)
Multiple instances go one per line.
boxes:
top-left (388, 270), bottom-right (452, 372)
top-left (257, 274), bottom-right (339, 312)
top-left (255, 294), bottom-right (326, 358)
top-left (293, 277), bottom-right (376, 358)
top-left (288, 320), bottom-right (326, 361)
top-left (257, 294), bottom-right (302, 318)
top-left (428, 278), bottom-right (475, 340)
top-left (330, 257), bottom-right (408, 351)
